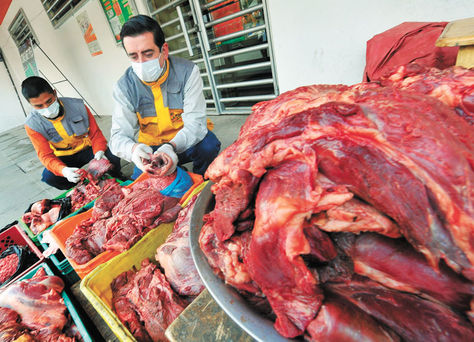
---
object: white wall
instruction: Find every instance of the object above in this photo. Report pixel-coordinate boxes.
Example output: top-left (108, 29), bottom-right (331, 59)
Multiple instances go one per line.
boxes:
top-left (0, 58), bottom-right (25, 131)
top-left (0, 0), bottom-right (141, 123)
top-left (266, 0), bottom-right (474, 92)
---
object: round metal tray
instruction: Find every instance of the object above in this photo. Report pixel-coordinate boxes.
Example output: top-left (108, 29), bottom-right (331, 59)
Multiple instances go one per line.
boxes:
top-left (189, 182), bottom-right (291, 342)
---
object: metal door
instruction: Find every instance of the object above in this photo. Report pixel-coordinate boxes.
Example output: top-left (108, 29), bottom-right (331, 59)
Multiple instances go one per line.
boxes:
top-left (146, 0), bottom-right (278, 114)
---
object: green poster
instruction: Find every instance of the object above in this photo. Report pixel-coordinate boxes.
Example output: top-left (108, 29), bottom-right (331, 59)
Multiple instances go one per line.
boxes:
top-left (99, 0), bottom-right (137, 43)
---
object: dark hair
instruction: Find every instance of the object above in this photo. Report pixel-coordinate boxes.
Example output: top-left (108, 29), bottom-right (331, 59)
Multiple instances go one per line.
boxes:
top-left (120, 15), bottom-right (165, 49)
top-left (21, 76), bottom-right (54, 100)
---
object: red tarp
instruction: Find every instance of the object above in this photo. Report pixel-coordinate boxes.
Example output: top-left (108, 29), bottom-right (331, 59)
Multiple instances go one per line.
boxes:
top-left (363, 22), bottom-right (459, 82)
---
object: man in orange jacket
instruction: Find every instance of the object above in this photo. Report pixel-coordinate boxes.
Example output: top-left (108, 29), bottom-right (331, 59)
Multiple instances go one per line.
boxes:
top-left (22, 76), bottom-right (123, 190)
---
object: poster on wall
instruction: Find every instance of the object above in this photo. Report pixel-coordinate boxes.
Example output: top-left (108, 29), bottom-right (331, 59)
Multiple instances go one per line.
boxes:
top-left (99, 0), bottom-right (137, 43)
top-left (19, 39), bottom-right (38, 77)
top-left (76, 11), bottom-right (103, 57)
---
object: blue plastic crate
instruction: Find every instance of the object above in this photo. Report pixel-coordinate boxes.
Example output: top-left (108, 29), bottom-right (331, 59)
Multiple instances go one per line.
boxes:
top-left (16, 262), bottom-right (92, 342)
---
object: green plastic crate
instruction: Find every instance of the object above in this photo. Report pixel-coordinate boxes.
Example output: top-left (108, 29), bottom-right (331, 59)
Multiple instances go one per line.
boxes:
top-left (16, 262), bottom-right (92, 342)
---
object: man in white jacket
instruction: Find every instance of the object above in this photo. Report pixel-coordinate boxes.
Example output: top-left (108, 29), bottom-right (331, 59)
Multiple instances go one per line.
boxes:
top-left (110, 15), bottom-right (220, 179)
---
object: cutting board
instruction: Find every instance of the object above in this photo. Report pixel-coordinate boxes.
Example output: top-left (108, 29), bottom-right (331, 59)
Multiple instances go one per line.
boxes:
top-left (436, 17), bottom-right (474, 68)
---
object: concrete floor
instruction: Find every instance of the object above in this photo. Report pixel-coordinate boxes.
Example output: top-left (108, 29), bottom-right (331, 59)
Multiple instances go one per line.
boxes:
top-left (0, 114), bottom-right (248, 228)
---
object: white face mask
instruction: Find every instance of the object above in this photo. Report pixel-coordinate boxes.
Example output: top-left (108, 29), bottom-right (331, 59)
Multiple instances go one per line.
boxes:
top-left (131, 54), bottom-right (163, 82)
top-left (37, 99), bottom-right (60, 119)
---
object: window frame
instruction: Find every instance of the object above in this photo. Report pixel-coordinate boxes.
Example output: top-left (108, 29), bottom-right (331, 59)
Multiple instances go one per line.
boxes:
top-left (8, 8), bottom-right (38, 48)
top-left (40, 0), bottom-right (89, 28)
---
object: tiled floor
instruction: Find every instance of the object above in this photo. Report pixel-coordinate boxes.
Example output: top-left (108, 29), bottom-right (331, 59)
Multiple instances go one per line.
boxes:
top-left (0, 114), bottom-right (248, 228)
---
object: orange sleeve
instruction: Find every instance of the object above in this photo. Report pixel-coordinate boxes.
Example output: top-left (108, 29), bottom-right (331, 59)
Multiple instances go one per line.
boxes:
top-left (25, 125), bottom-right (66, 176)
top-left (85, 106), bottom-right (108, 153)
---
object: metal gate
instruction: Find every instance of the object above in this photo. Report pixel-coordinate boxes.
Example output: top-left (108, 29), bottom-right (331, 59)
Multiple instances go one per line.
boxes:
top-left (146, 0), bottom-right (278, 114)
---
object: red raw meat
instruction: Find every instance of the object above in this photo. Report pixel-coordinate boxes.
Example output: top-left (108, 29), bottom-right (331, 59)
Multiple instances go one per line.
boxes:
top-left (379, 64), bottom-right (474, 124)
top-left (0, 268), bottom-right (79, 341)
top-left (22, 200), bottom-right (62, 234)
top-left (246, 158), bottom-right (323, 338)
top-left (66, 180), bottom-right (181, 265)
top-left (200, 215), bottom-right (261, 295)
top-left (0, 254), bottom-right (19, 284)
top-left (0, 307), bottom-right (33, 341)
top-left (156, 195), bottom-right (205, 296)
top-left (327, 276), bottom-right (474, 342)
top-left (111, 259), bottom-right (187, 342)
top-left (87, 158), bottom-right (113, 181)
top-left (207, 84), bottom-right (474, 280)
top-left (112, 270), bottom-right (152, 342)
top-left (90, 181), bottom-right (125, 220)
top-left (337, 232), bottom-right (474, 311)
top-left (143, 152), bottom-right (176, 177)
top-left (202, 80), bottom-right (474, 339)
top-left (68, 178), bottom-right (120, 212)
top-left (303, 221), bottom-right (337, 263)
top-left (306, 296), bottom-right (400, 342)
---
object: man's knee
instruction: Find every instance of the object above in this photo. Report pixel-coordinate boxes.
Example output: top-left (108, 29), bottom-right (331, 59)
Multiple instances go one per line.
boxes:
top-left (41, 169), bottom-right (71, 190)
top-left (197, 131), bottom-right (221, 157)
top-left (105, 148), bottom-right (122, 171)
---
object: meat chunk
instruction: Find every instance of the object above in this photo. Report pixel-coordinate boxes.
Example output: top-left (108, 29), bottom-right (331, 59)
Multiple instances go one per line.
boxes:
top-left (0, 268), bottom-right (79, 341)
top-left (380, 63), bottom-right (474, 124)
top-left (112, 259), bottom-right (188, 342)
top-left (156, 196), bottom-right (204, 296)
top-left (336, 233), bottom-right (474, 310)
top-left (327, 276), bottom-right (474, 342)
top-left (246, 158), bottom-right (324, 338)
top-left (305, 296), bottom-right (400, 342)
top-left (66, 180), bottom-right (182, 265)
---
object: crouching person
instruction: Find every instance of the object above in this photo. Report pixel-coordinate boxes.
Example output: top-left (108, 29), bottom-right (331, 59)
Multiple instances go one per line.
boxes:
top-left (22, 76), bottom-right (123, 190)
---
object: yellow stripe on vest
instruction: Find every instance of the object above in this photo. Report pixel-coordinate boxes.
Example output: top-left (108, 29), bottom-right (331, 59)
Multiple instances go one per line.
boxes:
top-left (138, 60), bottom-right (184, 146)
top-left (49, 112), bottom-right (91, 156)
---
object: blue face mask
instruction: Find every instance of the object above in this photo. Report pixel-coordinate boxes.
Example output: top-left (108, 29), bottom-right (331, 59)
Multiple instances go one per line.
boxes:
top-left (37, 99), bottom-right (60, 119)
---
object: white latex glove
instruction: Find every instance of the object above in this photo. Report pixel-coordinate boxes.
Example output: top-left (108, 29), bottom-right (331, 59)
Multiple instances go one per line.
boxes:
top-left (62, 167), bottom-right (81, 183)
top-left (131, 143), bottom-right (153, 171)
top-left (94, 150), bottom-right (107, 160)
top-left (154, 143), bottom-right (178, 176)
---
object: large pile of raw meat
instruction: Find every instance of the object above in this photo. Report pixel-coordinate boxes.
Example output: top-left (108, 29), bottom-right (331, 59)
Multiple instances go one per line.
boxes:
top-left (200, 64), bottom-right (474, 340)
top-left (111, 259), bottom-right (188, 342)
top-left (65, 176), bottom-right (182, 265)
top-left (0, 267), bottom-right (83, 341)
top-left (111, 195), bottom-right (204, 342)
